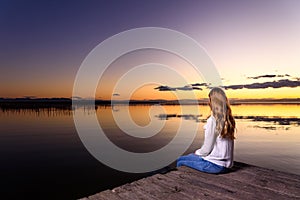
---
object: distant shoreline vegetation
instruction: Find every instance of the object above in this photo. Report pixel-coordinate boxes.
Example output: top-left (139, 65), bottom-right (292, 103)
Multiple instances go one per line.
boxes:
top-left (0, 97), bottom-right (300, 110)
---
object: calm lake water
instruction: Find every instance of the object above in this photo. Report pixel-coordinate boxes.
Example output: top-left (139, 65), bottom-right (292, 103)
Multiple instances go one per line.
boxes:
top-left (0, 104), bottom-right (299, 199)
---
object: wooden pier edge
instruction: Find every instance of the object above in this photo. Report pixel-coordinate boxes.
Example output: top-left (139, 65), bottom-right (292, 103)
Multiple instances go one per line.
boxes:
top-left (79, 162), bottom-right (300, 200)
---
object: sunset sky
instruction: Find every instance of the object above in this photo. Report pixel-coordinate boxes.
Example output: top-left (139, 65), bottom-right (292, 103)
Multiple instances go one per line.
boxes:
top-left (1, 0), bottom-right (300, 100)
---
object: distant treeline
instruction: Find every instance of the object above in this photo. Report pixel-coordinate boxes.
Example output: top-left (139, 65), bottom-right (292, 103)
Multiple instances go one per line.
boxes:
top-left (0, 98), bottom-right (73, 110)
top-left (0, 97), bottom-right (300, 110)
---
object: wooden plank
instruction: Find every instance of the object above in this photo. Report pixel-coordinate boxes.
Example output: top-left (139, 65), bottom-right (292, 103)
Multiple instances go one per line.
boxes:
top-left (167, 169), bottom-right (249, 199)
top-left (87, 190), bottom-right (122, 200)
top-left (112, 182), bottom-right (154, 200)
top-left (148, 173), bottom-right (208, 200)
top-left (81, 162), bottom-right (300, 200)
top-left (229, 162), bottom-right (300, 197)
top-left (139, 174), bottom-right (192, 200)
top-left (233, 162), bottom-right (300, 182)
top-left (177, 166), bottom-right (298, 199)
top-left (224, 168), bottom-right (300, 197)
top-left (152, 171), bottom-right (227, 200)
top-left (125, 177), bottom-right (169, 200)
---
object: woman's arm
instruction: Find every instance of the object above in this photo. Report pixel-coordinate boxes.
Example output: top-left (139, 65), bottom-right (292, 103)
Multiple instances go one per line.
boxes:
top-left (195, 116), bottom-right (218, 156)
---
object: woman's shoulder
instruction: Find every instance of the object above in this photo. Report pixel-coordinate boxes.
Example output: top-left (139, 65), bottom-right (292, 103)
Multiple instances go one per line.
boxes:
top-left (207, 114), bottom-right (216, 122)
top-left (206, 115), bottom-right (216, 127)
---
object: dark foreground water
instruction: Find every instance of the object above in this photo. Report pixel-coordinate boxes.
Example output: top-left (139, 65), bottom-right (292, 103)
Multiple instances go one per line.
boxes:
top-left (0, 104), bottom-right (299, 199)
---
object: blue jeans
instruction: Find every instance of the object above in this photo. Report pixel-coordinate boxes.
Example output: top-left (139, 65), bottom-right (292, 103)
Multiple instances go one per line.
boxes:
top-left (177, 153), bottom-right (228, 174)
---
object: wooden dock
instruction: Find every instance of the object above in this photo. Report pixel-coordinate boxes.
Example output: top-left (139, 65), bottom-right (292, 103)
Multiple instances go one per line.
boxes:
top-left (79, 162), bottom-right (300, 200)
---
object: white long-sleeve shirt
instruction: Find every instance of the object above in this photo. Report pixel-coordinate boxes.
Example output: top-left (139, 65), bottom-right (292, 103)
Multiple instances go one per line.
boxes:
top-left (195, 115), bottom-right (234, 168)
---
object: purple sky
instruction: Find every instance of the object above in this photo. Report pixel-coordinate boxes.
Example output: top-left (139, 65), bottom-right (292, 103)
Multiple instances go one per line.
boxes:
top-left (1, 0), bottom-right (300, 99)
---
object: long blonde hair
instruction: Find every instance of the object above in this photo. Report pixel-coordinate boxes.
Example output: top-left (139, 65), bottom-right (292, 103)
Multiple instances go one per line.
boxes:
top-left (208, 87), bottom-right (235, 140)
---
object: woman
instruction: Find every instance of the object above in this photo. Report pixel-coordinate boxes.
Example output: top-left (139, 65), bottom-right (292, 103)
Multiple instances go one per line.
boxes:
top-left (177, 87), bottom-right (236, 174)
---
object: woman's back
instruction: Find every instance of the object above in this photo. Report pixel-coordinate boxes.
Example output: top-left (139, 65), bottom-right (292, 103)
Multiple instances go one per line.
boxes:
top-left (203, 135), bottom-right (234, 168)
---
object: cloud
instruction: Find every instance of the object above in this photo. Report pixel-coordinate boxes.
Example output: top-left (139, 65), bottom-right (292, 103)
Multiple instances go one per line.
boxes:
top-left (113, 93), bottom-right (120, 96)
top-left (154, 85), bottom-right (202, 91)
top-left (176, 85), bottom-right (202, 91)
top-left (225, 79), bottom-right (300, 90)
top-left (154, 86), bottom-right (176, 91)
top-left (190, 83), bottom-right (209, 87)
top-left (293, 77), bottom-right (300, 81)
top-left (247, 74), bottom-right (290, 80)
top-left (224, 85), bottom-right (244, 90)
top-left (191, 87), bottom-right (202, 90)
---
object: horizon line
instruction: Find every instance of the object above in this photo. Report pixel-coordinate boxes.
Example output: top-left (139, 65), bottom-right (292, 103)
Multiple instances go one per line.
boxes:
top-left (1, 97), bottom-right (300, 103)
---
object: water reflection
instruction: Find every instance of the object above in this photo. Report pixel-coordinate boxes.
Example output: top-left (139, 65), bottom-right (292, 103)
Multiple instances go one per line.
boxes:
top-left (235, 115), bottom-right (300, 125)
top-left (235, 115), bottom-right (300, 130)
top-left (96, 105), bottom-right (181, 153)
top-left (155, 113), bottom-right (300, 130)
top-left (0, 107), bottom-right (73, 117)
top-left (0, 103), bottom-right (299, 199)
top-left (252, 125), bottom-right (290, 131)
top-left (156, 113), bottom-right (202, 122)
top-left (0, 100), bottom-right (74, 117)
